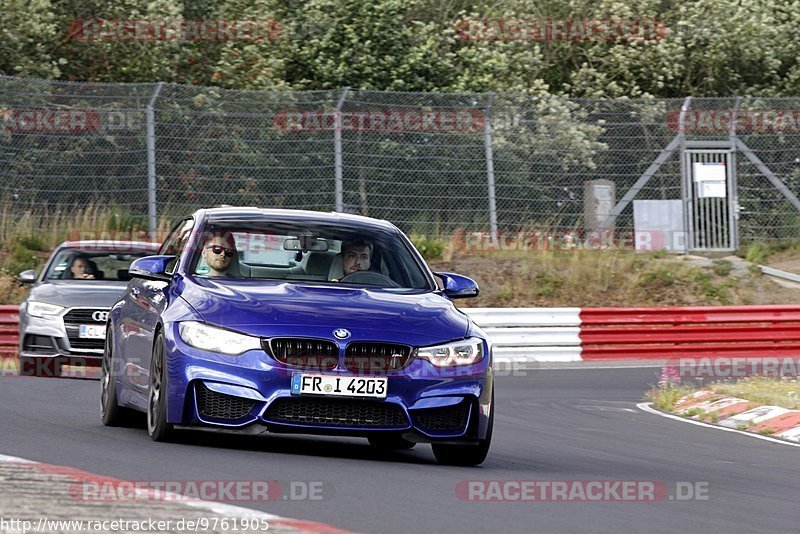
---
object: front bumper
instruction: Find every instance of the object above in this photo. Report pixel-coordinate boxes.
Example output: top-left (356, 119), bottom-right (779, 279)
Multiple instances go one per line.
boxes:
top-left (162, 324), bottom-right (493, 442)
top-left (19, 312), bottom-right (103, 377)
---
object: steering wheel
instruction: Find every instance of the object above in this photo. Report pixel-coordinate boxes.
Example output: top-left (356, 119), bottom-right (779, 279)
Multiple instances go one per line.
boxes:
top-left (339, 270), bottom-right (400, 287)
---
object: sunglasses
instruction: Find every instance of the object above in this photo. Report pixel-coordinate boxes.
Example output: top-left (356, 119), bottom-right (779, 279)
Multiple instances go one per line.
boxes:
top-left (206, 245), bottom-right (235, 257)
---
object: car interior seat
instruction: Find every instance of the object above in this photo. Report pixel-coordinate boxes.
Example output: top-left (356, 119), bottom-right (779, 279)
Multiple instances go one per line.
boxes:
top-left (305, 251), bottom-right (336, 278)
top-left (327, 253), bottom-right (344, 280)
top-left (88, 260), bottom-right (104, 279)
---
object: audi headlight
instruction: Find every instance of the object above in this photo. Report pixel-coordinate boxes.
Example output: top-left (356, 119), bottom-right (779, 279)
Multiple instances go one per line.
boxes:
top-left (178, 321), bottom-right (261, 355)
top-left (27, 301), bottom-right (65, 318)
top-left (416, 337), bottom-right (485, 367)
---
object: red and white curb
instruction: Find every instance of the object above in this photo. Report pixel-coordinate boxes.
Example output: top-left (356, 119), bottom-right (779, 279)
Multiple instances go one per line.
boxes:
top-left (0, 454), bottom-right (352, 534)
top-left (637, 393), bottom-right (800, 447)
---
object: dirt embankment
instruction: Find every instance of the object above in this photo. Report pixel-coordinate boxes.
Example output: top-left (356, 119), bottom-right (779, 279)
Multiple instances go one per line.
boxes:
top-left (429, 251), bottom-right (800, 308)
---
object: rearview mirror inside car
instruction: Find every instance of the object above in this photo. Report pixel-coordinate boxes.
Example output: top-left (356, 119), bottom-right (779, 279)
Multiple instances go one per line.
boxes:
top-left (283, 237), bottom-right (329, 252)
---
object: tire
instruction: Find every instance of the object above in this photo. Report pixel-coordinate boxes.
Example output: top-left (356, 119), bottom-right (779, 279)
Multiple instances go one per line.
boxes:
top-left (431, 397), bottom-right (493, 467)
top-left (147, 332), bottom-right (175, 441)
top-left (368, 433), bottom-right (416, 450)
top-left (100, 330), bottom-right (137, 427)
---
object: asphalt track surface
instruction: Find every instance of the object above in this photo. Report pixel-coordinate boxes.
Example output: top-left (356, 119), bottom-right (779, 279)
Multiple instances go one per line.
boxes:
top-left (1, 368), bottom-right (798, 534)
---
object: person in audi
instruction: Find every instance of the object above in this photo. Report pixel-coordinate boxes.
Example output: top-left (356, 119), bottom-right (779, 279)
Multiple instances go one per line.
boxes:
top-left (17, 240), bottom-right (161, 377)
top-left (68, 256), bottom-right (99, 280)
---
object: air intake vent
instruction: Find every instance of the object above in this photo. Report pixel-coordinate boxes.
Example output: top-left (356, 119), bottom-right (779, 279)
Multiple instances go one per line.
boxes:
top-left (344, 342), bottom-right (413, 373)
top-left (22, 334), bottom-right (55, 354)
top-left (414, 401), bottom-right (471, 434)
top-left (264, 338), bottom-right (338, 370)
top-left (264, 397), bottom-right (408, 428)
top-left (195, 383), bottom-right (257, 421)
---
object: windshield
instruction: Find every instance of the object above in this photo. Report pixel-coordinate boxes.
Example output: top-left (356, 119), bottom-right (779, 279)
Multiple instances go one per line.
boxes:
top-left (189, 221), bottom-right (431, 290)
top-left (45, 248), bottom-right (154, 281)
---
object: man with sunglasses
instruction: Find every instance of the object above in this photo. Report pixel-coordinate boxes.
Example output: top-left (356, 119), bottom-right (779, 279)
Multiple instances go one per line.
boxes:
top-left (201, 233), bottom-right (237, 277)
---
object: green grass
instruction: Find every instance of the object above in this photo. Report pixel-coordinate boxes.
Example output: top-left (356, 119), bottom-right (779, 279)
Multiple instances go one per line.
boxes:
top-left (707, 377), bottom-right (800, 409)
top-left (742, 239), bottom-right (800, 264)
top-left (410, 234), bottom-right (445, 260)
top-left (431, 245), bottom-right (793, 307)
top-left (648, 377), bottom-right (800, 425)
top-left (646, 385), bottom-right (697, 411)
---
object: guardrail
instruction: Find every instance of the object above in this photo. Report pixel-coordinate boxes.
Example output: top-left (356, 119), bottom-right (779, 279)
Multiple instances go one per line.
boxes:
top-left (2, 305), bottom-right (800, 363)
top-left (579, 305), bottom-right (800, 360)
top-left (0, 305), bottom-right (19, 358)
top-left (460, 308), bottom-right (582, 362)
top-left (759, 265), bottom-right (800, 285)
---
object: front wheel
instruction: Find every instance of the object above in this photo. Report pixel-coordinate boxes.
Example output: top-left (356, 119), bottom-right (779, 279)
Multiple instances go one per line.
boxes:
top-left (147, 332), bottom-right (175, 441)
top-left (431, 399), bottom-right (493, 466)
top-left (100, 331), bottom-right (137, 427)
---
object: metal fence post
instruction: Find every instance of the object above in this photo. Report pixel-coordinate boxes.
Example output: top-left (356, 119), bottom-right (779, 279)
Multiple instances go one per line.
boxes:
top-left (146, 82), bottom-right (165, 236)
top-left (678, 96), bottom-right (692, 252)
top-left (484, 94), bottom-right (498, 245)
top-left (333, 87), bottom-right (350, 213)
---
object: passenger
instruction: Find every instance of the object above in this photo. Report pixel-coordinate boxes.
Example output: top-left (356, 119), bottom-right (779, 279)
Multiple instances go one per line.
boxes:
top-left (201, 233), bottom-right (237, 277)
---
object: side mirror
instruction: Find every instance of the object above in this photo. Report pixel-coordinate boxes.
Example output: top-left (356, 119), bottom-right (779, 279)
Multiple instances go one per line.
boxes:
top-left (17, 269), bottom-right (36, 284)
top-left (436, 272), bottom-right (479, 299)
top-left (129, 255), bottom-right (175, 282)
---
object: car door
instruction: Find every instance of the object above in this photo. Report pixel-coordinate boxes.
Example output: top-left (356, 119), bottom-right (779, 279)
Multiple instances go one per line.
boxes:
top-left (118, 219), bottom-right (194, 396)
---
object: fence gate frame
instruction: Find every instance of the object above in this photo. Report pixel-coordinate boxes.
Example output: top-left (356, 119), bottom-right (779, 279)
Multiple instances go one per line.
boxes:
top-left (681, 141), bottom-right (738, 252)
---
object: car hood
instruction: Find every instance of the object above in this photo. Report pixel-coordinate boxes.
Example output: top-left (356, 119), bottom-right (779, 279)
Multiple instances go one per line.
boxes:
top-left (28, 281), bottom-right (129, 308)
top-left (180, 277), bottom-right (470, 345)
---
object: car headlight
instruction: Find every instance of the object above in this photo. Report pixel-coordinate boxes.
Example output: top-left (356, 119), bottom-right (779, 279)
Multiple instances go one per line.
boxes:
top-left (416, 337), bottom-right (485, 367)
top-left (178, 321), bottom-right (262, 355)
top-left (27, 301), bottom-right (65, 318)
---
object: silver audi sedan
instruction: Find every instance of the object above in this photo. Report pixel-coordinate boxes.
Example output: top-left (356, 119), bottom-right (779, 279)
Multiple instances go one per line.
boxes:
top-left (17, 240), bottom-right (160, 377)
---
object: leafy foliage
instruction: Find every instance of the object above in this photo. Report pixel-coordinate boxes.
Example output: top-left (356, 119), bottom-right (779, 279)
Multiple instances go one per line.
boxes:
top-left (3, 0), bottom-right (800, 97)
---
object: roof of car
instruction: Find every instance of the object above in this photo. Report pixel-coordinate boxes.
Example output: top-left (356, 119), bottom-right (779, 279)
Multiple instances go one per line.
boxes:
top-left (199, 207), bottom-right (398, 230)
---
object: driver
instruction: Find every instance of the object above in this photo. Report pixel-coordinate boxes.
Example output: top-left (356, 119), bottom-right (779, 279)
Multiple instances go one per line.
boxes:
top-left (341, 239), bottom-right (372, 276)
top-left (201, 232), bottom-right (237, 277)
top-left (70, 256), bottom-right (97, 279)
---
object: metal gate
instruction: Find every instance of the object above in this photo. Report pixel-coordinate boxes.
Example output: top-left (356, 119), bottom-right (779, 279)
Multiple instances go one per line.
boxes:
top-left (683, 149), bottom-right (738, 251)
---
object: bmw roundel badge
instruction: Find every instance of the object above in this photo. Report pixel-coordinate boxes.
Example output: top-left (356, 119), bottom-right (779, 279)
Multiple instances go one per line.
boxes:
top-left (333, 328), bottom-right (351, 340)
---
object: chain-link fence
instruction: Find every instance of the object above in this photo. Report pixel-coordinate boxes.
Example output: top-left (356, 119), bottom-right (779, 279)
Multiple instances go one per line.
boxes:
top-left (2, 75), bottom-right (800, 246)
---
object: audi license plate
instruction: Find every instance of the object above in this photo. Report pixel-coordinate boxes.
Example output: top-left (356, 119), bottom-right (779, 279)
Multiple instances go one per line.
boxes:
top-left (79, 324), bottom-right (106, 339)
top-left (291, 373), bottom-right (387, 399)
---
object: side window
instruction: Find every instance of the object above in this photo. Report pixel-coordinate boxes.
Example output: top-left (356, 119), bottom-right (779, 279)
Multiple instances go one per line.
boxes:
top-left (162, 219), bottom-right (194, 274)
top-left (159, 221), bottom-right (186, 255)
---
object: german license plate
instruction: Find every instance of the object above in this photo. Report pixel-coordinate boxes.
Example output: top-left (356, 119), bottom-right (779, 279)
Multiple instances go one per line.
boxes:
top-left (79, 324), bottom-right (106, 339)
top-left (291, 373), bottom-right (387, 399)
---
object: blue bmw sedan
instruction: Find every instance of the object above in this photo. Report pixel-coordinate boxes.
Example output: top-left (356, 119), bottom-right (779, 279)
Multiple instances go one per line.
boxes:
top-left (101, 207), bottom-right (493, 465)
